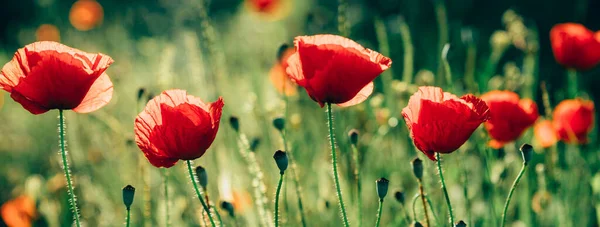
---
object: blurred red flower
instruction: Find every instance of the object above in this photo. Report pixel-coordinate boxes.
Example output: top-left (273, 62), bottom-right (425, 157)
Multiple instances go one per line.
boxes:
top-left (247, 0), bottom-right (280, 13)
top-left (534, 119), bottom-right (558, 148)
top-left (550, 23), bottom-right (600, 70)
top-left (481, 91), bottom-right (539, 149)
top-left (0, 41), bottom-right (114, 114)
top-left (269, 46), bottom-right (297, 96)
top-left (402, 86), bottom-right (490, 161)
top-left (1, 195), bottom-right (36, 227)
top-left (135, 90), bottom-right (224, 168)
top-left (552, 99), bottom-right (595, 144)
top-left (286, 34), bottom-right (392, 107)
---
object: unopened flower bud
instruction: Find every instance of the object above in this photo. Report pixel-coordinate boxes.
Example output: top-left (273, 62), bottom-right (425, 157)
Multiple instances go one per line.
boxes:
top-left (376, 178), bottom-right (389, 200)
top-left (221, 201), bottom-right (235, 217)
top-left (273, 150), bottom-right (288, 174)
top-left (195, 166), bottom-right (208, 188)
top-left (229, 116), bottom-right (239, 132)
top-left (137, 88), bottom-right (146, 102)
top-left (411, 157), bottom-right (424, 180)
top-left (394, 191), bottom-right (405, 204)
top-left (348, 129), bottom-right (359, 146)
top-left (250, 138), bottom-right (261, 152)
top-left (520, 143), bottom-right (533, 164)
top-left (413, 221), bottom-right (423, 227)
top-left (277, 43), bottom-right (290, 62)
top-left (273, 117), bottom-right (285, 131)
top-left (455, 220), bottom-right (467, 227)
top-left (122, 185), bottom-right (135, 210)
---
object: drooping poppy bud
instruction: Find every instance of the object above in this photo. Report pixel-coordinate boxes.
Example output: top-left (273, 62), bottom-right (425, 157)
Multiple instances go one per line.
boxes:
top-left (376, 178), bottom-right (389, 200)
top-left (286, 34), bottom-right (392, 107)
top-left (411, 158), bottom-right (423, 180)
top-left (550, 23), bottom-right (600, 70)
top-left (481, 90), bottom-right (539, 149)
top-left (455, 220), bottom-right (467, 227)
top-left (221, 201), bottom-right (235, 217)
top-left (137, 88), bottom-right (146, 102)
top-left (272, 117), bottom-right (285, 131)
top-left (249, 137), bottom-right (261, 152)
top-left (134, 90), bottom-right (224, 168)
top-left (273, 150), bottom-right (288, 174)
top-left (394, 191), bottom-right (405, 204)
top-left (533, 120), bottom-right (558, 148)
top-left (122, 185), bottom-right (135, 210)
top-left (520, 143), bottom-right (533, 165)
top-left (0, 41), bottom-right (114, 114)
top-left (552, 99), bottom-right (595, 144)
top-left (402, 86), bottom-right (490, 160)
top-left (229, 116), bottom-right (240, 132)
top-left (195, 166), bottom-right (208, 188)
top-left (413, 221), bottom-right (424, 227)
top-left (348, 129), bottom-right (359, 146)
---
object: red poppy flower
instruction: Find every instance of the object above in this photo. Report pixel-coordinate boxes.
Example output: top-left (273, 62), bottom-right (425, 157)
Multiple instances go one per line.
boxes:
top-left (286, 34), bottom-right (392, 107)
top-left (480, 91), bottom-right (539, 149)
top-left (0, 41), bottom-right (114, 115)
top-left (534, 119), bottom-right (558, 148)
top-left (269, 47), bottom-right (297, 96)
top-left (550, 23), bottom-right (600, 70)
top-left (1, 195), bottom-right (36, 227)
top-left (135, 89), bottom-right (224, 168)
top-left (552, 99), bottom-right (595, 144)
top-left (402, 86), bottom-right (490, 161)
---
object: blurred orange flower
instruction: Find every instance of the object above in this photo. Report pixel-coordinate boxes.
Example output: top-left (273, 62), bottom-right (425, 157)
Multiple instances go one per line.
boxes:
top-left (269, 46), bottom-right (297, 96)
top-left (69, 0), bottom-right (104, 31)
top-left (552, 99), bottom-right (595, 144)
top-left (1, 195), bottom-right (36, 227)
top-left (550, 23), bottom-right (600, 70)
top-left (533, 120), bottom-right (558, 148)
top-left (35, 24), bottom-right (60, 42)
top-left (481, 90), bottom-right (539, 149)
top-left (232, 190), bottom-right (252, 213)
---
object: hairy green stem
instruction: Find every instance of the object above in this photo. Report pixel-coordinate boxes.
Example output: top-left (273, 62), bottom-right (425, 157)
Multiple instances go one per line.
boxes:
top-left (418, 181), bottom-right (430, 227)
top-left (436, 153), bottom-right (454, 225)
top-left (59, 110), bottom-right (81, 227)
top-left (204, 189), bottom-right (223, 227)
top-left (275, 173), bottom-right (285, 227)
top-left (501, 163), bottom-right (528, 227)
top-left (187, 160), bottom-right (217, 227)
top-left (351, 144), bottom-right (362, 227)
top-left (375, 199), bottom-right (384, 227)
top-left (125, 208), bottom-right (131, 227)
top-left (163, 169), bottom-right (170, 227)
top-left (326, 103), bottom-right (350, 227)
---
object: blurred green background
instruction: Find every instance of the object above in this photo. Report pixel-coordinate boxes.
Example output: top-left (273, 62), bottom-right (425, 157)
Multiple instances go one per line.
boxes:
top-left (0, 0), bottom-right (599, 226)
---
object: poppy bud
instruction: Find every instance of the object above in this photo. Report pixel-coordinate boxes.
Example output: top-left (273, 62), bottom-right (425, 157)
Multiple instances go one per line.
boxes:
top-left (137, 88), bottom-right (146, 102)
top-left (455, 220), bottom-right (467, 227)
top-left (250, 137), bottom-right (261, 152)
top-left (122, 185), bottom-right (135, 210)
top-left (348, 129), bottom-right (359, 146)
top-left (413, 221), bottom-right (424, 227)
top-left (376, 178), bottom-right (389, 201)
top-left (520, 143), bottom-right (533, 165)
top-left (277, 44), bottom-right (290, 62)
top-left (195, 166), bottom-right (208, 188)
top-left (229, 116), bottom-right (240, 132)
top-left (273, 150), bottom-right (288, 174)
top-left (394, 191), bottom-right (405, 204)
top-left (273, 117), bottom-right (285, 131)
top-left (221, 201), bottom-right (235, 217)
top-left (411, 157), bottom-right (423, 180)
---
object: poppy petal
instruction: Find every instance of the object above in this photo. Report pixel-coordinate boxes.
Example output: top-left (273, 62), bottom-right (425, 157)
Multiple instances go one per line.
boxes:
top-left (337, 82), bottom-right (373, 107)
top-left (73, 73), bottom-right (113, 113)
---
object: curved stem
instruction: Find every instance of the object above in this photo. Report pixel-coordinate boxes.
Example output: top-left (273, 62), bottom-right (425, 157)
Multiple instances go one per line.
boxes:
top-left (275, 173), bottom-right (284, 227)
top-left (59, 110), bottom-right (81, 227)
top-left (436, 153), bottom-right (454, 225)
top-left (418, 181), bottom-right (431, 227)
top-left (279, 130), bottom-right (307, 227)
top-left (203, 192), bottom-right (224, 227)
top-left (400, 205), bottom-right (412, 226)
top-left (501, 163), bottom-right (528, 227)
top-left (187, 160), bottom-right (217, 227)
top-left (126, 208), bottom-right (131, 227)
top-left (375, 199), bottom-right (384, 227)
top-left (351, 144), bottom-right (362, 227)
top-left (163, 169), bottom-right (170, 227)
top-left (326, 103), bottom-right (350, 227)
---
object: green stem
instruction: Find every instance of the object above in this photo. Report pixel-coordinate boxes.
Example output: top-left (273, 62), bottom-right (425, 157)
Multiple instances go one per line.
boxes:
top-left (501, 163), bottom-right (528, 227)
top-left (337, 0), bottom-right (349, 37)
top-left (411, 194), bottom-right (440, 225)
top-left (567, 69), bottom-right (578, 98)
top-left (279, 130), bottom-right (307, 227)
top-left (401, 205), bottom-right (412, 226)
top-left (126, 208), bottom-right (131, 227)
top-left (58, 109), bottom-right (81, 227)
top-left (462, 168), bottom-right (472, 226)
top-left (204, 190), bottom-right (223, 227)
top-left (436, 153), bottom-right (454, 225)
top-left (375, 199), bottom-right (384, 227)
top-left (187, 160), bottom-right (217, 227)
top-left (163, 169), bottom-right (170, 227)
top-left (275, 173), bottom-right (285, 227)
top-left (418, 182), bottom-right (431, 227)
top-left (326, 103), bottom-right (350, 227)
top-left (434, 0), bottom-right (449, 85)
top-left (351, 144), bottom-right (362, 227)
top-left (398, 17), bottom-right (414, 84)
